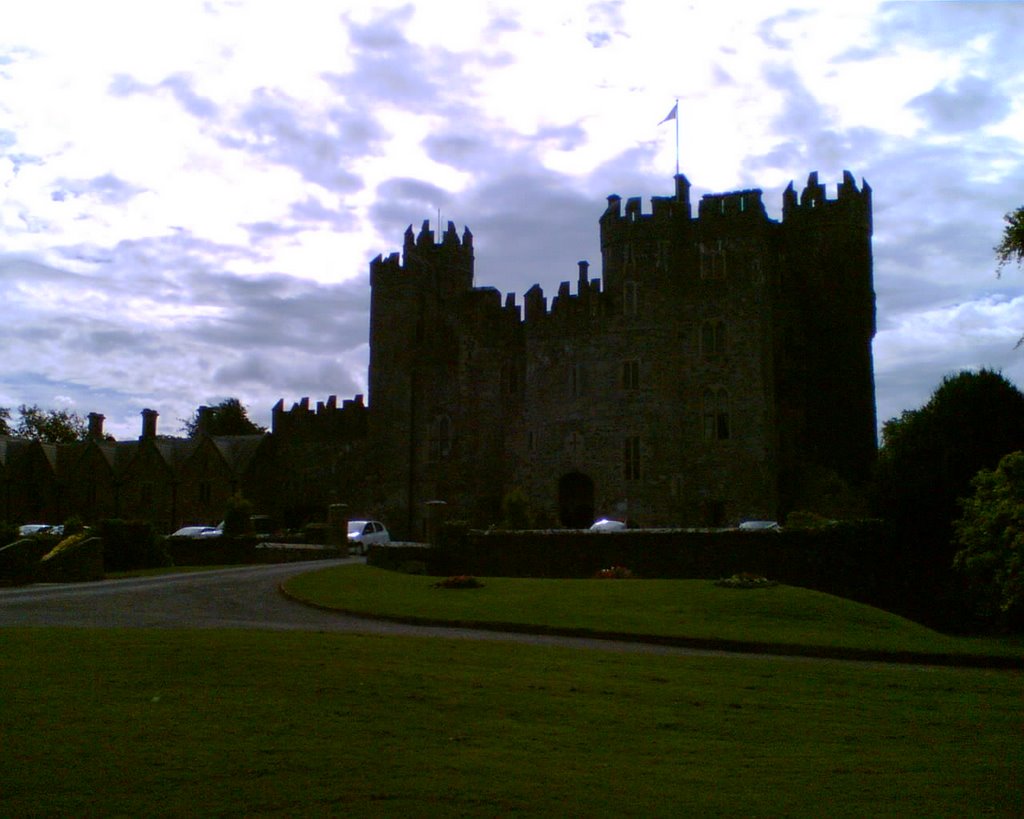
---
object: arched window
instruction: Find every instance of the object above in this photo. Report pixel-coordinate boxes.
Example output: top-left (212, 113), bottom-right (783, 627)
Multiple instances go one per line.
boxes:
top-left (702, 388), bottom-right (730, 441)
top-left (700, 320), bottom-right (726, 357)
top-left (623, 280), bottom-right (638, 315)
top-left (429, 415), bottom-right (452, 461)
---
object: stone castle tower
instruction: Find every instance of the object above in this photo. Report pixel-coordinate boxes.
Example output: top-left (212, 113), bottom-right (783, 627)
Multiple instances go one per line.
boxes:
top-left (368, 172), bottom-right (875, 539)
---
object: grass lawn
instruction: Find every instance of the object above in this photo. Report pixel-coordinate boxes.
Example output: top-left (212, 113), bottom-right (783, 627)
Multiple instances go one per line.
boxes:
top-left (283, 564), bottom-right (1023, 661)
top-left (1, 628), bottom-right (1020, 816)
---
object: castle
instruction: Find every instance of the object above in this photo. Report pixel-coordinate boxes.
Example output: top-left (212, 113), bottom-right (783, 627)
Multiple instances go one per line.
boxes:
top-left (1, 172), bottom-right (876, 538)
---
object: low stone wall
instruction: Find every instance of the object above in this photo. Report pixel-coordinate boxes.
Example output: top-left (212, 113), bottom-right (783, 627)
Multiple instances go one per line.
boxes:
top-left (165, 537), bottom-right (345, 566)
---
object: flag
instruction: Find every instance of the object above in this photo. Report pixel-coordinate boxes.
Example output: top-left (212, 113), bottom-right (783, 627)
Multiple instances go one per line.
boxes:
top-left (659, 102), bottom-right (677, 125)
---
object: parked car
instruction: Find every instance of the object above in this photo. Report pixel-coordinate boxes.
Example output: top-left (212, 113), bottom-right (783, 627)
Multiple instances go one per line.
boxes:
top-left (18, 523), bottom-right (54, 536)
top-left (170, 525), bottom-right (222, 539)
top-left (347, 520), bottom-right (390, 554)
top-left (589, 518), bottom-right (627, 532)
top-left (738, 520), bottom-right (781, 531)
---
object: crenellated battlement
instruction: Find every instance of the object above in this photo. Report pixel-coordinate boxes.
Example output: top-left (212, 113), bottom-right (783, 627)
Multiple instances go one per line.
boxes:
top-left (697, 188), bottom-right (767, 220)
top-left (782, 170), bottom-right (872, 230)
top-left (370, 220), bottom-right (474, 290)
top-left (271, 393), bottom-right (367, 438)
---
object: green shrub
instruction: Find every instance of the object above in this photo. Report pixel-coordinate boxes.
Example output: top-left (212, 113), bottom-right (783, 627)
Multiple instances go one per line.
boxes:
top-left (0, 538), bottom-right (53, 585)
top-left (498, 487), bottom-right (532, 530)
top-left (784, 510), bottom-right (835, 529)
top-left (62, 515), bottom-right (85, 537)
top-left (0, 522), bottom-right (17, 549)
top-left (41, 532), bottom-right (89, 562)
top-left (222, 493), bottom-right (253, 538)
top-left (302, 523), bottom-right (329, 544)
top-left (36, 536), bottom-right (104, 582)
top-left (98, 520), bottom-right (171, 572)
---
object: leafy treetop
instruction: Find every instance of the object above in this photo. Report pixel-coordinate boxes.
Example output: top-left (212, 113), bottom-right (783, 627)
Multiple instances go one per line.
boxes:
top-left (995, 206), bottom-right (1024, 275)
top-left (182, 398), bottom-right (267, 437)
top-left (0, 404), bottom-right (87, 444)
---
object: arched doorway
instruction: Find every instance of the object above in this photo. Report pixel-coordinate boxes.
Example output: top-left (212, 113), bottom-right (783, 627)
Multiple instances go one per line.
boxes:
top-left (558, 472), bottom-right (594, 528)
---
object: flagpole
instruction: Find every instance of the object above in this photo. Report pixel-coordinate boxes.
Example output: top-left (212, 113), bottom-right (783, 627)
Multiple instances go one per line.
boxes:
top-left (674, 97), bottom-right (679, 176)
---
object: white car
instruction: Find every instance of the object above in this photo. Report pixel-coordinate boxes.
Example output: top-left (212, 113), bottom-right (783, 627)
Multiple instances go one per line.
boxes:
top-left (18, 523), bottom-right (54, 536)
top-left (170, 525), bottom-right (223, 539)
top-left (348, 520), bottom-right (390, 554)
top-left (738, 520), bottom-right (781, 531)
top-left (589, 518), bottom-right (627, 532)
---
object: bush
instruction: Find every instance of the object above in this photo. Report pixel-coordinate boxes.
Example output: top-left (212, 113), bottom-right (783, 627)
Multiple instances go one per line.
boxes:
top-left (98, 520), bottom-right (171, 572)
top-left (0, 538), bottom-right (53, 585)
top-left (302, 523), bottom-right (329, 544)
top-left (0, 522), bottom-right (19, 549)
top-left (222, 493), bottom-right (253, 538)
top-left (36, 536), bottom-right (104, 582)
top-left (953, 451), bottom-right (1024, 629)
top-left (62, 516), bottom-right (85, 537)
top-left (498, 488), bottom-right (532, 530)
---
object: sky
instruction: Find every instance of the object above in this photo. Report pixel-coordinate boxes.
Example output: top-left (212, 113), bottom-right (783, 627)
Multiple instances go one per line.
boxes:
top-left (2, 0), bottom-right (1023, 441)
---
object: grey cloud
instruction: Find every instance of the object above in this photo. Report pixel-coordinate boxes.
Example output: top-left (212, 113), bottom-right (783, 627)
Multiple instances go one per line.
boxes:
top-left (219, 88), bottom-right (373, 192)
top-left (50, 172), bottom-right (148, 206)
top-left (288, 196), bottom-right (357, 229)
top-left (344, 4), bottom-right (415, 50)
top-left (757, 9), bottom-right (813, 50)
top-left (107, 72), bottom-right (218, 119)
top-left (422, 134), bottom-right (486, 166)
top-left (242, 221), bottom-right (305, 242)
top-left (908, 76), bottom-right (1010, 133)
top-left (159, 73), bottom-right (219, 118)
top-left (370, 178), bottom-right (453, 240)
top-left (108, 73), bottom-right (149, 96)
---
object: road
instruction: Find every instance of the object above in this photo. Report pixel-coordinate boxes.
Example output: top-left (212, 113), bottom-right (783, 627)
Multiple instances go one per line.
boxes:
top-left (0, 559), bottom-right (744, 658)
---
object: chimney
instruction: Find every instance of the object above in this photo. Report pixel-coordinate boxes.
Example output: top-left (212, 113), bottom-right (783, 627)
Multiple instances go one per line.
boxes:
top-left (577, 260), bottom-right (589, 294)
top-left (195, 405), bottom-right (212, 437)
top-left (87, 412), bottom-right (105, 440)
top-left (140, 408), bottom-right (158, 440)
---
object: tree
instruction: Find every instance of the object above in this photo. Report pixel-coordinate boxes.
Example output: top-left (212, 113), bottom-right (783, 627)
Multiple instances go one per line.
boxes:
top-left (0, 406), bottom-right (10, 436)
top-left (953, 451), bottom-right (1024, 629)
top-left (11, 404), bottom-right (87, 444)
top-left (874, 370), bottom-right (1024, 619)
top-left (182, 398), bottom-right (267, 437)
top-left (995, 205), bottom-right (1024, 275)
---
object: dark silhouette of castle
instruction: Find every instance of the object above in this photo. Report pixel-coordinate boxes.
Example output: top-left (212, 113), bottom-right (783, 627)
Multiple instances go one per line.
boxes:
top-left (2, 172), bottom-right (875, 538)
top-left (369, 172), bottom-right (875, 536)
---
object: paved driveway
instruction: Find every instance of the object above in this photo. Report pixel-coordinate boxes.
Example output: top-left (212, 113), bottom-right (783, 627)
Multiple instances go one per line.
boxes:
top-left (0, 559), bottom-right (741, 658)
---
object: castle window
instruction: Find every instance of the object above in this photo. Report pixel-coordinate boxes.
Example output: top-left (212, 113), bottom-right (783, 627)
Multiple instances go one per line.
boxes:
top-left (700, 320), bottom-right (726, 357)
top-left (702, 388), bottom-right (730, 441)
top-left (198, 481), bottom-right (211, 505)
top-left (429, 415), bottom-right (452, 461)
top-left (623, 280), bottom-right (638, 315)
top-left (657, 240), bottom-right (670, 269)
top-left (700, 241), bottom-right (727, 279)
top-left (527, 430), bottom-right (537, 451)
top-left (566, 431), bottom-right (584, 454)
top-left (503, 362), bottom-right (519, 395)
top-left (623, 436), bottom-right (641, 480)
top-left (622, 359), bottom-right (640, 390)
top-left (570, 363), bottom-right (585, 398)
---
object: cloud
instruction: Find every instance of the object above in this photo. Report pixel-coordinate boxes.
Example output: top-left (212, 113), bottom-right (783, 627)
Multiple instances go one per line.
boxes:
top-left (908, 76), bottom-right (1011, 133)
top-left (50, 173), bottom-right (148, 205)
top-left (219, 88), bottom-right (373, 193)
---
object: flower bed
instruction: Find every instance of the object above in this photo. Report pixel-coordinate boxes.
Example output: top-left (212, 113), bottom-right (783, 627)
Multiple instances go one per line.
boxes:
top-left (715, 572), bottom-right (777, 589)
top-left (432, 575), bottom-right (484, 589)
top-left (594, 565), bottom-right (635, 579)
